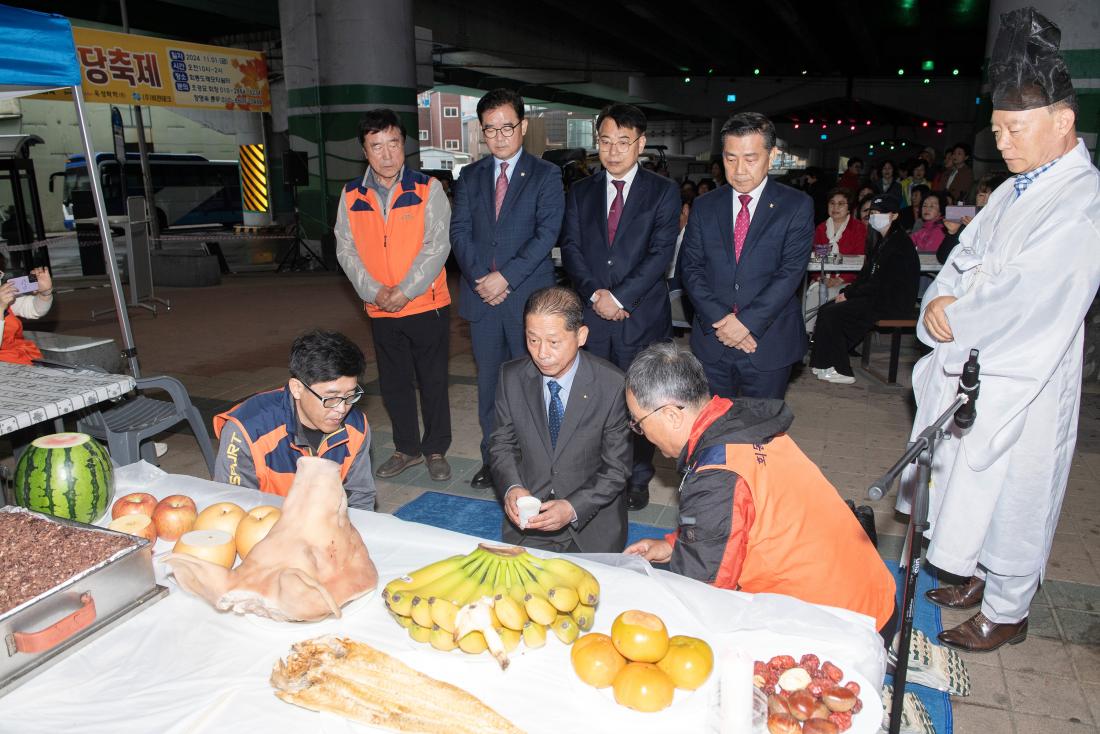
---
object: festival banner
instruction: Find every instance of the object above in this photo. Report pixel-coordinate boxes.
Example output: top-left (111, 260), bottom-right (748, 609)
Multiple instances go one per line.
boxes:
top-left (38, 27), bottom-right (270, 112)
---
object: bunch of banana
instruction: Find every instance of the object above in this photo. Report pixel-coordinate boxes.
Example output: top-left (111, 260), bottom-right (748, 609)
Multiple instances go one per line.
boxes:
top-left (383, 543), bottom-right (601, 659)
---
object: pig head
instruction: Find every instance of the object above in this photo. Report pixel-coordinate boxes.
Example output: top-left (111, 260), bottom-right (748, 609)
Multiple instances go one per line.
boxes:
top-left (164, 456), bottom-right (378, 622)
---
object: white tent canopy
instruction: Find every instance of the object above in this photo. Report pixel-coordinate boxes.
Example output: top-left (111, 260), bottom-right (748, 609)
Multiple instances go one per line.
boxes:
top-left (0, 4), bottom-right (140, 375)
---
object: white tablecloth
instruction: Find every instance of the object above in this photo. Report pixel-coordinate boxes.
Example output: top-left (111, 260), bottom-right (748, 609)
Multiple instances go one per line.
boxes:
top-left (0, 363), bottom-right (135, 436)
top-left (806, 252), bottom-right (942, 274)
top-left (2, 463), bottom-right (887, 734)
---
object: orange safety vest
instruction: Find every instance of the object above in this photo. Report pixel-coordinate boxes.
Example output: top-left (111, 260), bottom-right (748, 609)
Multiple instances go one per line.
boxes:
top-left (686, 435), bottom-right (896, 630)
top-left (341, 169), bottom-right (450, 319)
top-left (213, 387), bottom-right (369, 496)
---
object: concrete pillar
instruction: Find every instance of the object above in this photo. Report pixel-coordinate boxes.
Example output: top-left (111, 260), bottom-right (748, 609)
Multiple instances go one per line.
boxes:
top-left (235, 113), bottom-right (273, 227)
top-left (279, 0), bottom-right (418, 262)
top-left (976, 0), bottom-right (1100, 171)
top-left (710, 117), bottom-right (724, 160)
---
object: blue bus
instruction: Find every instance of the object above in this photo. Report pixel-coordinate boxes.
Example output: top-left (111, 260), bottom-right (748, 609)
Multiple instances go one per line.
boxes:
top-left (52, 152), bottom-right (243, 230)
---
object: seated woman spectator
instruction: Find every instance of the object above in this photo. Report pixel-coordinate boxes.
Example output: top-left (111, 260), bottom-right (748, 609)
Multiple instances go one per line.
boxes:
top-left (857, 193), bottom-right (875, 224)
top-left (911, 190), bottom-right (947, 253)
top-left (696, 177), bottom-right (716, 195)
top-left (709, 160), bottom-right (725, 186)
top-left (805, 188), bottom-right (868, 330)
top-left (0, 255), bottom-right (54, 365)
top-left (680, 179), bottom-right (697, 206)
top-left (899, 183), bottom-right (930, 233)
top-left (857, 184), bottom-right (875, 205)
top-left (815, 187), bottom-right (868, 258)
top-left (809, 195), bottom-right (919, 385)
top-left (900, 159), bottom-right (930, 205)
top-left (874, 160), bottom-right (903, 201)
top-left (937, 173), bottom-right (1009, 263)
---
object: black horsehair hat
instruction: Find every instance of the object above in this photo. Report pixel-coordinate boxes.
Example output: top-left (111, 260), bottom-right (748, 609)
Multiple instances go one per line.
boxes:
top-left (989, 6), bottom-right (1075, 111)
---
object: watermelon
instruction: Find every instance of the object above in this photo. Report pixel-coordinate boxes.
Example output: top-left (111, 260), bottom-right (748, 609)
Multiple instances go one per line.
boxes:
top-left (13, 433), bottom-right (114, 524)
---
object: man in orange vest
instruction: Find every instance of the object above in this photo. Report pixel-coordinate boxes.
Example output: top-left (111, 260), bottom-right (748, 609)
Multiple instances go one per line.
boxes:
top-left (623, 343), bottom-right (896, 635)
top-left (335, 108), bottom-right (453, 483)
top-left (213, 330), bottom-right (374, 508)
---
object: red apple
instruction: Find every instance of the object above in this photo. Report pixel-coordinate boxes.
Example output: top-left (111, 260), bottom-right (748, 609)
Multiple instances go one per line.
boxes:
top-left (235, 505), bottom-right (281, 559)
top-left (108, 514), bottom-right (158, 543)
top-left (152, 495), bottom-right (198, 541)
top-left (112, 492), bottom-right (158, 520)
top-left (193, 502), bottom-right (246, 536)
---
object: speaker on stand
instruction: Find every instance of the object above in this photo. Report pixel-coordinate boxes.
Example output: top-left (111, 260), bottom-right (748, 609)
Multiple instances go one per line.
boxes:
top-left (277, 150), bottom-right (327, 272)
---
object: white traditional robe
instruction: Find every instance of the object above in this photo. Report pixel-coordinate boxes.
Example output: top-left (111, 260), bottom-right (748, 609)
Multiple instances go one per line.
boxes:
top-left (897, 139), bottom-right (1100, 580)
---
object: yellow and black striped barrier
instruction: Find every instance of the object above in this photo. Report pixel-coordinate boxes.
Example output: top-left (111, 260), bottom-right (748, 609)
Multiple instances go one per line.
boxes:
top-left (238, 143), bottom-right (269, 213)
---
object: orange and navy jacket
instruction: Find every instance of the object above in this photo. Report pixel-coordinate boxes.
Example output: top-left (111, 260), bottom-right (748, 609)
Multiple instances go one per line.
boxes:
top-left (341, 167), bottom-right (450, 319)
top-left (212, 386), bottom-right (374, 507)
top-left (666, 396), bottom-right (896, 630)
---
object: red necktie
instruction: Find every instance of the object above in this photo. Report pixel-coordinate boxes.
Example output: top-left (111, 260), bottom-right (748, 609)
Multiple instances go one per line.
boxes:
top-left (494, 161), bottom-right (509, 220)
top-left (607, 179), bottom-right (626, 245)
top-left (734, 194), bottom-right (751, 261)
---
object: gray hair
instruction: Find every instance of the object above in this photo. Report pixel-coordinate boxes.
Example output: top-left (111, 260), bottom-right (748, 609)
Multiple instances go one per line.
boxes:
top-left (625, 343), bottom-right (711, 410)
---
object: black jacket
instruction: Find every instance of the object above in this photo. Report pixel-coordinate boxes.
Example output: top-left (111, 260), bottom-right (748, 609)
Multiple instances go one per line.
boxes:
top-left (841, 225), bottom-right (920, 318)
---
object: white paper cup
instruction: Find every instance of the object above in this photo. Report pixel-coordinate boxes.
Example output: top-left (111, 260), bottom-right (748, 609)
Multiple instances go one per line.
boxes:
top-left (516, 496), bottom-right (542, 530)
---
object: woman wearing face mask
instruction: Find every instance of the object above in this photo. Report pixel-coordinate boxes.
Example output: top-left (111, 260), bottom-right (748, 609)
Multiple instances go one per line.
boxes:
top-left (809, 195), bottom-right (920, 384)
top-left (911, 190), bottom-right (948, 253)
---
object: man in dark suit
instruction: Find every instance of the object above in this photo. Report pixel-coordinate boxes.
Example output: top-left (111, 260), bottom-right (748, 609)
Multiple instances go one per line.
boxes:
top-left (680, 112), bottom-right (814, 399)
top-left (489, 286), bottom-right (632, 553)
top-left (451, 89), bottom-right (565, 491)
top-left (560, 103), bottom-right (680, 511)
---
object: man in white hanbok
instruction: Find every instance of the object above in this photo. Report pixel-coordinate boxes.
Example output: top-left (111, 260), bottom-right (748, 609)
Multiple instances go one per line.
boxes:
top-left (898, 6), bottom-right (1100, 653)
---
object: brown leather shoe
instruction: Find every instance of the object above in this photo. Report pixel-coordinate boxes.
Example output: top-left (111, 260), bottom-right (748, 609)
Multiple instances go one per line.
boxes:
top-left (426, 454), bottom-right (451, 481)
top-left (374, 451), bottom-right (423, 478)
top-left (925, 576), bottom-right (985, 610)
top-left (937, 612), bottom-right (1028, 653)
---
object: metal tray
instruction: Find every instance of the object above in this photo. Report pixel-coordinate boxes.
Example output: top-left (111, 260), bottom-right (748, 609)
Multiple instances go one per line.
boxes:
top-left (0, 506), bottom-right (168, 697)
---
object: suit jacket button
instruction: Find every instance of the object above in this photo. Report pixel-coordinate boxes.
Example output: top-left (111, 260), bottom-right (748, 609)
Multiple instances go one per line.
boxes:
top-left (735, 283), bottom-right (740, 290)
top-left (607, 259), bottom-right (613, 265)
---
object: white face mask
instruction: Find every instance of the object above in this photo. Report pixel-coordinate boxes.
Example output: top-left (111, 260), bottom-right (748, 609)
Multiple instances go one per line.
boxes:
top-left (869, 212), bottom-right (893, 233)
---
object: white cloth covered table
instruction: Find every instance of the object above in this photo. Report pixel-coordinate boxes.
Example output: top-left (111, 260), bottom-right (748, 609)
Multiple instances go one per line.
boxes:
top-left (0, 363), bottom-right (135, 436)
top-left (2, 462), bottom-right (886, 733)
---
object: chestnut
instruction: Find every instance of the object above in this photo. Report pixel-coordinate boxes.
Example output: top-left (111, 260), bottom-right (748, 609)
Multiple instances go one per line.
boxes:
top-left (767, 713), bottom-right (801, 734)
top-left (812, 701), bottom-right (831, 720)
top-left (803, 719), bottom-right (840, 734)
top-left (788, 689), bottom-right (816, 721)
top-left (823, 685), bottom-right (857, 712)
top-left (767, 694), bottom-right (792, 715)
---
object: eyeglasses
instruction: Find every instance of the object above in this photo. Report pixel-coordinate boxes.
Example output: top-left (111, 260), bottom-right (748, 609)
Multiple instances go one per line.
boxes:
top-left (482, 123), bottom-right (520, 139)
top-left (628, 404), bottom-right (684, 435)
top-left (298, 381), bottom-right (364, 409)
top-left (597, 135), bottom-right (642, 154)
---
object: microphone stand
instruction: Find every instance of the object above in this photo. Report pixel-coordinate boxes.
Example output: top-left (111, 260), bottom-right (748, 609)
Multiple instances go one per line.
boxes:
top-left (868, 392), bottom-right (968, 734)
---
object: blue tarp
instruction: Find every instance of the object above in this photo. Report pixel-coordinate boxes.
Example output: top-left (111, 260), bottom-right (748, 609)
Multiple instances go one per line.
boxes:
top-left (0, 4), bottom-right (80, 94)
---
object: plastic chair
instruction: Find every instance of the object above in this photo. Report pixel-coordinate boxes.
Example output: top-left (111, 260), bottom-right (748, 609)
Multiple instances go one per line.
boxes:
top-left (77, 375), bottom-right (216, 477)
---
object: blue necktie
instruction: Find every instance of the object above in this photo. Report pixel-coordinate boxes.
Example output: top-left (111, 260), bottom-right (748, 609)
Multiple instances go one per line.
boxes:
top-left (547, 380), bottom-right (563, 448)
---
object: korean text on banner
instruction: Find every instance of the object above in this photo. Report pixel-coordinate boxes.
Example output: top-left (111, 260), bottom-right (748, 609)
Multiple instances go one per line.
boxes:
top-left (36, 27), bottom-right (270, 112)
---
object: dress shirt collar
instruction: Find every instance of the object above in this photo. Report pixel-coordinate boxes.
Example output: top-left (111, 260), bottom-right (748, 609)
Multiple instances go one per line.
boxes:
top-left (542, 351), bottom-right (582, 411)
top-left (494, 149), bottom-right (523, 182)
top-left (731, 175), bottom-right (768, 219)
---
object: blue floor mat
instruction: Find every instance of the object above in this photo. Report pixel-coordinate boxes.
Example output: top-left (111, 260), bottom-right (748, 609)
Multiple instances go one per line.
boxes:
top-left (393, 491), bottom-right (670, 548)
top-left (885, 562), bottom-right (953, 734)
top-left (395, 492), bottom-right (951, 734)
